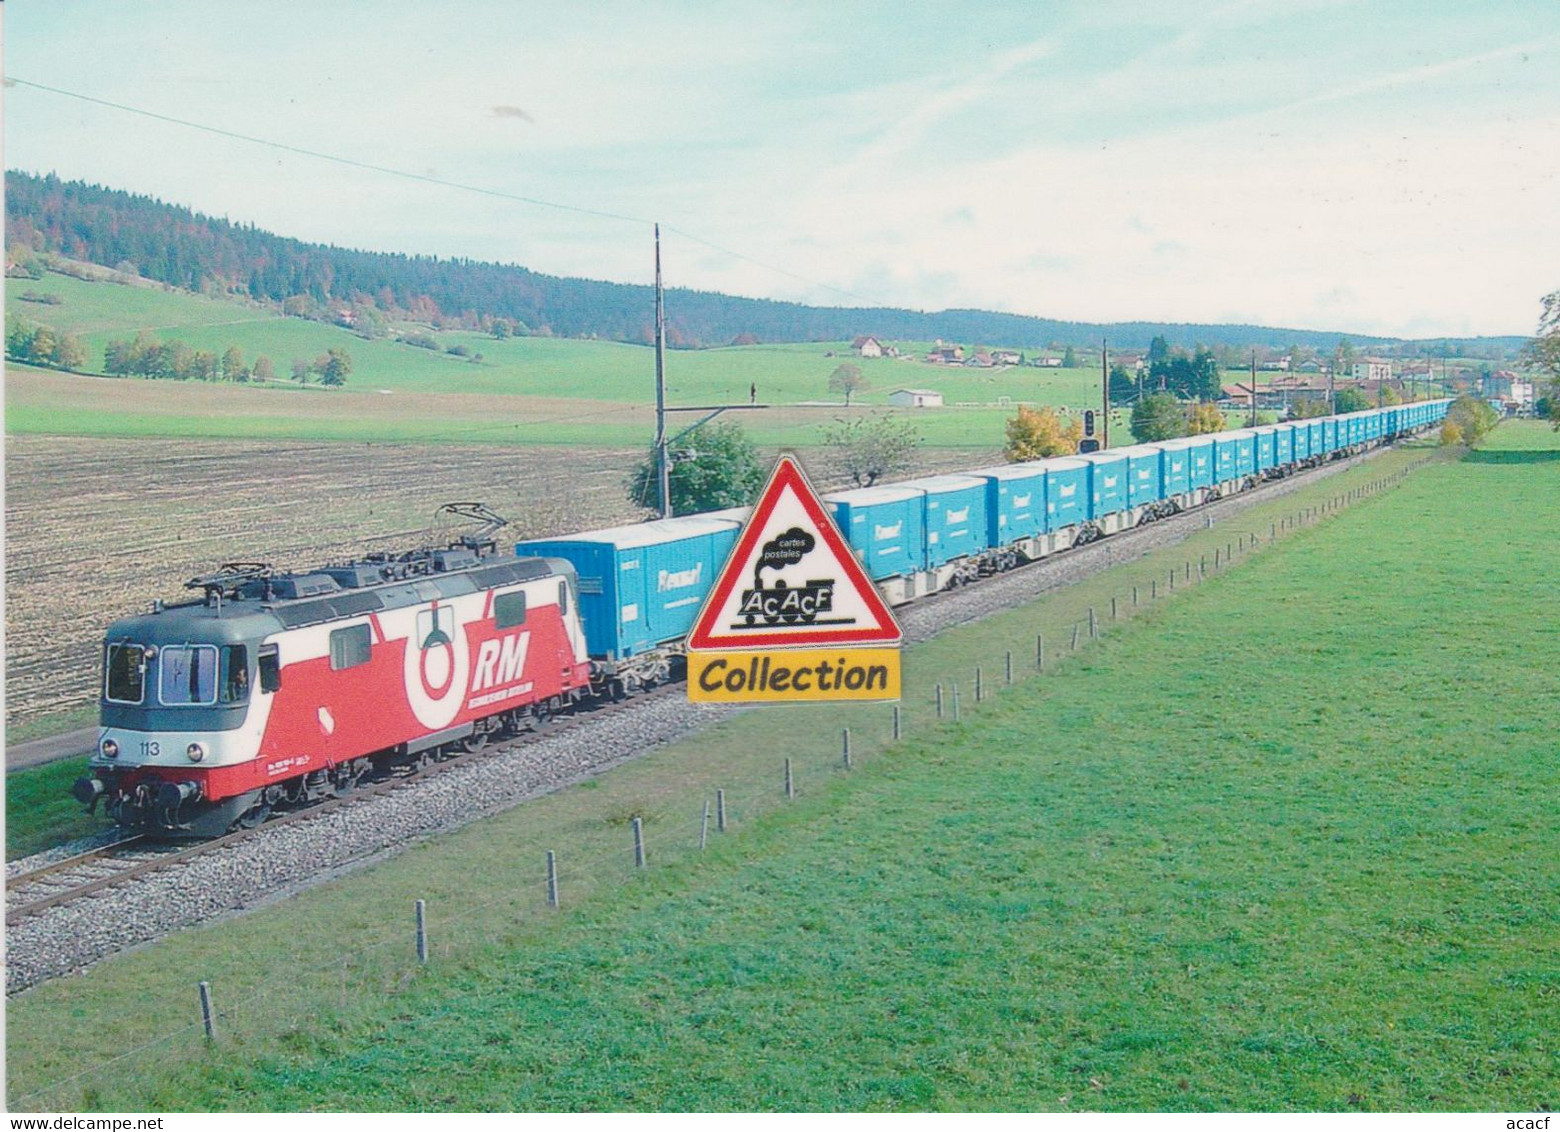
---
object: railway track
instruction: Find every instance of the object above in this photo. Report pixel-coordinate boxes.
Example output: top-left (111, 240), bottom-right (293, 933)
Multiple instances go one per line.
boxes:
top-left (5, 682), bottom-right (684, 929)
top-left (8, 442), bottom-right (1418, 940)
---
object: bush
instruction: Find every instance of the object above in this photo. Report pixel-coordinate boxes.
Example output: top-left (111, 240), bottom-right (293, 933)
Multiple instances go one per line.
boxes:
top-left (402, 333), bottom-right (440, 351)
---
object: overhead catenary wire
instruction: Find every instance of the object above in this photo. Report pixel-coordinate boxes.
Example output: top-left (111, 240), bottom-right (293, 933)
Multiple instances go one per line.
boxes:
top-left (7, 77), bottom-right (886, 308)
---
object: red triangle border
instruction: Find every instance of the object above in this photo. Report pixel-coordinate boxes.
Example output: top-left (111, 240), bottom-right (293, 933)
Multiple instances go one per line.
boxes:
top-left (687, 455), bottom-right (902, 650)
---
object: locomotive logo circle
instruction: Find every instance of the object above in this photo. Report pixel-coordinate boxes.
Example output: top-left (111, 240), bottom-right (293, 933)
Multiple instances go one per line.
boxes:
top-left (402, 601), bottom-right (470, 730)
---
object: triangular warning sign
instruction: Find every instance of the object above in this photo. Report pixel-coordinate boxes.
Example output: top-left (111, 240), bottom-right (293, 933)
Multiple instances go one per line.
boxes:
top-left (688, 455), bottom-right (902, 651)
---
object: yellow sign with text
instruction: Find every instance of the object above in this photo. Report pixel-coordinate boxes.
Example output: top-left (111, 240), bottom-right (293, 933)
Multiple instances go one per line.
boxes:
top-left (687, 647), bottom-right (901, 704)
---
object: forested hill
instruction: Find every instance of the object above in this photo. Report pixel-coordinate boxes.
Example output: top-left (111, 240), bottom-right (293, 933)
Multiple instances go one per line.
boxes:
top-left (3, 170), bottom-right (1404, 351)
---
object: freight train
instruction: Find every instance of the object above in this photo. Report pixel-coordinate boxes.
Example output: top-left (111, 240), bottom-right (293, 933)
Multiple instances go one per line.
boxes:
top-left (74, 401), bottom-right (1449, 836)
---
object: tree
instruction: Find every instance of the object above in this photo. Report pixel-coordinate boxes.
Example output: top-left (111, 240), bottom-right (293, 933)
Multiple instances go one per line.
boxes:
top-left (54, 332), bottom-right (87, 370)
top-left (222, 345), bottom-right (248, 383)
top-left (1130, 392), bottom-right (1186, 442)
top-left (168, 342), bottom-right (197, 381)
top-left (192, 349), bottom-right (219, 382)
top-left (290, 357), bottom-right (311, 383)
top-left (252, 355), bottom-right (276, 382)
top-left (1332, 337), bottom-right (1357, 379)
top-left (627, 420), bottom-right (764, 516)
top-left (1062, 345), bottom-right (1078, 368)
top-left (1004, 406), bottom-right (1081, 461)
top-left (1521, 289), bottom-right (1560, 428)
top-left (1185, 401), bottom-right (1226, 435)
top-left (104, 338), bottom-right (133, 375)
top-left (1445, 394), bottom-right (1499, 447)
top-left (317, 348), bottom-right (353, 387)
top-left (1107, 364), bottom-right (1137, 406)
top-left (1333, 388), bottom-right (1369, 413)
top-left (822, 414), bottom-right (923, 486)
top-left (1289, 397), bottom-right (1330, 420)
top-left (1147, 335), bottom-right (1171, 368)
top-left (827, 363), bottom-right (870, 406)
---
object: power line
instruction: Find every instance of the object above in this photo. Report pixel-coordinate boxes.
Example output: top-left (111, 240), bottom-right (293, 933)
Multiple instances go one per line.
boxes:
top-left (8, 77), bottom-right (885, 307)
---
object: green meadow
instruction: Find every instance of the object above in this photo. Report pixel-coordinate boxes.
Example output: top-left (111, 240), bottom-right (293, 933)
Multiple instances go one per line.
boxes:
top-left (5, 272), bottom-right (1118, 448)
top-left (9, 430), bottom-right (1555, 1112)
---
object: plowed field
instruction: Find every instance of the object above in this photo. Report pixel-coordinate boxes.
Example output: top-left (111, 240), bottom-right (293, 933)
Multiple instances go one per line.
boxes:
top-left (4, 437), bottom-right (990, 729)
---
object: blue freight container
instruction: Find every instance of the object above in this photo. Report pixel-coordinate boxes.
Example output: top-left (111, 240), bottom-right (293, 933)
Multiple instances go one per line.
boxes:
top-left (1253, 426), bottom-right (1278, 473)
top-left (971, 463), bottom-right (1046, 546)
top-left (1041, 456), bottom-right (1089, 530)
top-left (1119, 445), bottom-right (1164, 508)
top-left (906, 473), bottom-right (989, 566)
top-left (515, 515), bottom-right (741, 659)
top-left (1231, 429), bottom-right (1257, 477)
top-left (1291, 420), bottom-right (1311, 461)
top-left (1213, 432), bottom-right (1240, 484)
top-left (1308, 419), bottom-right (1325, 456)
top-left (829, 484), bottom-right (925, 581)
top-left (1322, 418), bottom-right (1339, 453)
top-left (1183, 435), bottom-right (1215, 489)
top-left (1078, 452), bottom-right (1129, 518)
top-left (1273, 423), bottom-right (1295, 466)
top-left (1154, 437), bottom-right (1197, 496)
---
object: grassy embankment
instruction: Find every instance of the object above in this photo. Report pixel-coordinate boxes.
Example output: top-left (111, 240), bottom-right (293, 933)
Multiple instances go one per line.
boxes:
top-left (14, 432), bottom-right (1556, 1112)
top-left (5, 272), bottom-right (1122, 448)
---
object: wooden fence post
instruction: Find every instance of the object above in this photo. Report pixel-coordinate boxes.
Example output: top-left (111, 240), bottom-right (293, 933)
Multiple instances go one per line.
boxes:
top-left (199, 981), bottom-right (217, 1042)
top-left (633, 816), bottom-right (646, 868)
top-left (699, 802), bottom-right (710, 850)
top-left (415, 899), bottom-right (428, 965)
top-left (717, 788), bottom-right (727, 832)
top-left (842, 729), bottom-right (852, 769)
top-left (546, 850), bottom-right (559, 907)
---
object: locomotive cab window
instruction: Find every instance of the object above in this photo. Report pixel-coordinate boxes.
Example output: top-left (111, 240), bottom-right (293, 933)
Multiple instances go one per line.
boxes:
top-left (329, 623), bottom-right (372, 670)
top-left (258, 645), bottom-right (281, 694)
top-left (494, 590), bottom-right (527, 630)
top-left (104, 642), bottom-right (147, 704)
top-left (417, 606), bottom-right (455, 649)
top-left (158, 645), bottom-right (218, 706)
top-left (220, 645), bottom-right (249, 703)
top-left (558, 580), bottom-right (569, 617)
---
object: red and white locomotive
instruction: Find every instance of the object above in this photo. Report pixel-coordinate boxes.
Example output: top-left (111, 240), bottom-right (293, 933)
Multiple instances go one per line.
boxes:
top-left (73, 506), bottom-right (592, 837)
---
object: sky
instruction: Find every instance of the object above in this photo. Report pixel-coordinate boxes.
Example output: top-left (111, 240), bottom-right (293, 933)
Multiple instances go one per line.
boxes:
top-left (5, 1), bottom-right (1559, 338)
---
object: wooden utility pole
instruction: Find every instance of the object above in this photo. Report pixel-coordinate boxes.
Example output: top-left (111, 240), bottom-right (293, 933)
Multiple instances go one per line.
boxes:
top-left (1249, 350), bottom-right (1258, 427)
top-left (1101, 338), bottom-right (1110, 448)
top-left (653, 224), bottom-right (671, 518)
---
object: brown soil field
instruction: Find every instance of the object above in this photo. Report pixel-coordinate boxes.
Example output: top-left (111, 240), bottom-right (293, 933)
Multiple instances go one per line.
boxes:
top-left (3, 436), bottom-right (992, 730)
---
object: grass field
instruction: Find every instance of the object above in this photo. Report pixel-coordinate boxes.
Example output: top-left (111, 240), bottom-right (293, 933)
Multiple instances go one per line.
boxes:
top-left (5, 271), bottom-right (1122, 448)
top-left (10, 430), bottom-right (1555, 1112)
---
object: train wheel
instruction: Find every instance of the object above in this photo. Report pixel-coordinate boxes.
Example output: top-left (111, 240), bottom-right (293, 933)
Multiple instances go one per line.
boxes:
top-left (461, 730), bottom-right (489, 753)
top-left (237, 802), bottom-right (271, 830)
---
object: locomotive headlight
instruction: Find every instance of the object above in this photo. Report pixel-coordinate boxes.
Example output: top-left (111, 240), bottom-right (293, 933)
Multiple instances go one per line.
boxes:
top-left (100, 739), bottom-right (120, 759)
top-left (186, 742), bottom-right (206, 763)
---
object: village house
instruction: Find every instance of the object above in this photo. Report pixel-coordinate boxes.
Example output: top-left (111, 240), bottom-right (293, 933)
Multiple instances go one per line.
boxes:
top-left (990, 349), bottom-right (1022, 366)
top-left (1351, 358), bottom-right (1393, 383)
top-left (888, 388), bottom-right (944, 408)
top-left (852, 335), bottom-right (884, 358)
top-left (926, 345), bottom-right (964, 364)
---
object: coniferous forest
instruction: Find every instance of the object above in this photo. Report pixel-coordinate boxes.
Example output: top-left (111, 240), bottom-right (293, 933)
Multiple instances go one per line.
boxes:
top-left (3, 170), bottom-right (1413, 352)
